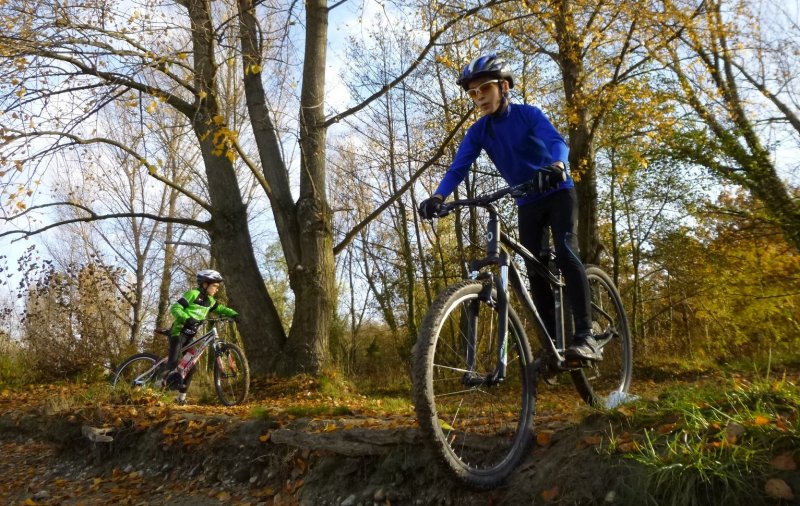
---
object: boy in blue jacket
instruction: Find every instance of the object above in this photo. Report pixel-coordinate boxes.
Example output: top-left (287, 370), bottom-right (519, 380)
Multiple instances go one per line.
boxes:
top-left (418, 53), bottom-right (599, 362)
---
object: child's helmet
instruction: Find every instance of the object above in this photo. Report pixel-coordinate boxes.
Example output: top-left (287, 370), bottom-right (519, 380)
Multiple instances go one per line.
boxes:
top-left (457, 53), bottom-right (514, 90)
top-left (196, 269), bottom-right (224, 285)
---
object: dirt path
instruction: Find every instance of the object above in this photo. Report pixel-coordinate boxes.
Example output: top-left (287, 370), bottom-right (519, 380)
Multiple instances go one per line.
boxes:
top-left (0, 378), bottom-right (665, 506)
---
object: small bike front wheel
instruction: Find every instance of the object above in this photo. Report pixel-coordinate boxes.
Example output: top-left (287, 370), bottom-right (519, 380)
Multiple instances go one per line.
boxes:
top-left (571, 266), bottom-right (633, 407)
top-left (113, 353), bottom-right (162, 392)
top-left (213, 343), bottom-right (250, 406)
top-left (413, 279), bottom-right (536, 489)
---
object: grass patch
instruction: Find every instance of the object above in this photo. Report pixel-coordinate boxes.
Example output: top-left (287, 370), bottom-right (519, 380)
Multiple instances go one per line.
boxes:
top-left (609, 369), bottom-right (800, 505)
top-left (362, 395), bottom-right (413, 414)
top-left (0, 350), bottom-right (37, 387)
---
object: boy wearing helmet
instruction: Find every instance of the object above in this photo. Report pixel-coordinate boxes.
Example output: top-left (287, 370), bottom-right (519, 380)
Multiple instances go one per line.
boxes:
top-left (418, 53), bottom-right (600, 362)
top-left (164, 269), bottom-right (238, 403)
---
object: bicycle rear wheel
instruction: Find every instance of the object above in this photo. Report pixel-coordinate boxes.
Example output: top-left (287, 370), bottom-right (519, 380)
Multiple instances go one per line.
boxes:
top-left (413, 279), bottom-right (535, 489)
top-left (571, 266), bottom-right (633, 406)
top-left (113, 353), bottom-right (162, 391)
top-left (213, 343), bottom-right (250, 406)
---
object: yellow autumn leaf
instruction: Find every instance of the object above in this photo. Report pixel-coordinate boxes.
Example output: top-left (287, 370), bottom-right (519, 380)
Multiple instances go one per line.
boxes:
top-left (198, 90), bottom-right (207, 99)
top-left (754, 415), bottom-right (770, 426)
top-left (146, 101), bottom-right (157, 113)
top-left (259, 433), bottom-right (270, 442)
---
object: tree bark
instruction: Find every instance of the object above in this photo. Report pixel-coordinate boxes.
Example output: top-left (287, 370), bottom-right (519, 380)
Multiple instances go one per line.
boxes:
top-left (280, 0), bottom-right (335, 375)
top-left (553, 0), bottom-right (603, 264)
top-left (186, 0), bottom-right (281, 376)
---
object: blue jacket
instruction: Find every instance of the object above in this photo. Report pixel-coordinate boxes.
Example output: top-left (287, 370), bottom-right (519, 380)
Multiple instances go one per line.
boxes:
top-left (435, 103), bottom-right (572, 205)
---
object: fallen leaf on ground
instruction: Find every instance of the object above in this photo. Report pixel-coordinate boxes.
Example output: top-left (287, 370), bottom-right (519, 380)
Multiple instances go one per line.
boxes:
top-left (541, 485), bottom-right (559, 502)
top-left (537, 430), bottom-right (554, 447)
top-left (771, 453), bottom-right (797, 471)
top-left (765, 478), bottom-right (794, 501)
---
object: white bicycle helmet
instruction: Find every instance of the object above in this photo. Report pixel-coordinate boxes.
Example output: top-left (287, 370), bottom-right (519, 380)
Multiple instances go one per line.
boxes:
top-left (196, 269), bottom-right (224, 285)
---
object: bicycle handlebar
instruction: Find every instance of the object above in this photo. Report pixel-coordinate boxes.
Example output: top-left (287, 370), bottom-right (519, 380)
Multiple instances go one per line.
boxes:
top-left (435, 180), bottom-right (534, 218)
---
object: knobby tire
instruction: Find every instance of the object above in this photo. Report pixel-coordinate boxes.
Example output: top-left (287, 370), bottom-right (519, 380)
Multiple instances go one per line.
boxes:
top-left (113, 353), bottom-right (161, 390)
top-left (213, 343), bottom-right (250, 406)
top-left (570, 266), bottom-right (633, 406)
top-left (413, 280), bottom-right (536, 489)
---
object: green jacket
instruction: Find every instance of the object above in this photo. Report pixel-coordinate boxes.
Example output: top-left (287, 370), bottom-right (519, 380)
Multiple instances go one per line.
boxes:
top-left (170, 288), bottom-right (238, 337)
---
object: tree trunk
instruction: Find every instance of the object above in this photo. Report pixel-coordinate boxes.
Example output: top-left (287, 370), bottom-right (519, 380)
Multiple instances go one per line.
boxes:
top-left (186, 0), bottom-right (282, 376)
top-left (553, 1), bottom-right (603, 264)
top-left (280, 0), bottom-right (335, 375)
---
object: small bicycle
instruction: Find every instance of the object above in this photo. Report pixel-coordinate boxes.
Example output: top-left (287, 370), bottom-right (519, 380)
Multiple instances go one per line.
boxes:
top-left (112, 318), bottom-right (250, 406)
top-left (413, 182), bottom-right (632, 488)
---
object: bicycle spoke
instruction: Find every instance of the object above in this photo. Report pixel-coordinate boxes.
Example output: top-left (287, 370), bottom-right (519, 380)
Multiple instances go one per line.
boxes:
top-left (414, 280), bottom-right (535, 487)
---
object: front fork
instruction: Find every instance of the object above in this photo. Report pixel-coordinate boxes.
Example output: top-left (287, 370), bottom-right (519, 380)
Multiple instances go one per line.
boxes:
top-left (463, 253), bottom-right (510, 387)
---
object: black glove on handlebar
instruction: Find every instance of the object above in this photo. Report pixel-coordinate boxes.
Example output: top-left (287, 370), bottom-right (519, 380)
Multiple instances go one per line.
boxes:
top-left (418, 195), bottom-right (444, 219)
top-left (541, 164), bottom-right (567, 191)
top-left (531, 164), bottom-right (567, 193)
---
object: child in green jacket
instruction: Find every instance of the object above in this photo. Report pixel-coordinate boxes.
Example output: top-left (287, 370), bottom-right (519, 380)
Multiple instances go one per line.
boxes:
top-left (165, 269), bottom-right (238, 404)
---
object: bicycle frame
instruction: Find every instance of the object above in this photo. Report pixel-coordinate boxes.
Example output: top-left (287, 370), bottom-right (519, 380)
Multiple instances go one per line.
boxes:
top-left (443, 187), bottom-right (595, 387)
top-left (130, 323), bottom-right (225, 387)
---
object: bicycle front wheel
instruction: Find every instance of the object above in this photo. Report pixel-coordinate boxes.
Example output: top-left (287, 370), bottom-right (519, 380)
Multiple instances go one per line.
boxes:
top-left (413, 279), bottom-right (535, 489)
top-left (213, 343), bottom-right (250, 406)
top-left (571, 266), bottom-right (633, 407)
top-left (113, 353), bottom-right (162, 391)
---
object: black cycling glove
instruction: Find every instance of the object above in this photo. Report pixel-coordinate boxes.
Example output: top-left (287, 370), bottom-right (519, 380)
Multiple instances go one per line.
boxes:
top-left (418, 195), bottom-right (444, 220)
top-left (534, 164), bottom-right (567, 193)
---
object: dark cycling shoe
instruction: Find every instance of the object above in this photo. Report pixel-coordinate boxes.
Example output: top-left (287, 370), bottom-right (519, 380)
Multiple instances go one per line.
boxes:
top-left (164, 371), bottom-right (184, 391)
top-left (566, 335), bottom-right (603, 361)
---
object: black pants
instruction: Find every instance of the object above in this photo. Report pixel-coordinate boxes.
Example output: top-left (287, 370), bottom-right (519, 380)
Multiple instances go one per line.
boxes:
top-left (167, 333), bottom-right (196, 393)
top-left (518, 188), bottom-right (592, 339)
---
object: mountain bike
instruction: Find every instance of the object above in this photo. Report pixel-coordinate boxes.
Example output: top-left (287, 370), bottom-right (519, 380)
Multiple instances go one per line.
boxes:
top-left (413, 182), bottom-right (632, 488)
top-left (112, 318), bottom-right (250, 406)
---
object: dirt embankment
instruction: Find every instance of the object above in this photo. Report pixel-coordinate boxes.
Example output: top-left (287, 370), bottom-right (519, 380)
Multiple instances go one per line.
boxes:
top-left (0, 391), bottom-right (640, 506)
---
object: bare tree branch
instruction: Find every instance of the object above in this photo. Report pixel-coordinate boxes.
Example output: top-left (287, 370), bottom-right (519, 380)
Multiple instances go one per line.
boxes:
top-left (323, 0), bottom-right (510, 128)
top-left (333, 108), bottom-right (473, 255)
top-left (2, 202), bottom-right (208, 241)
top-left (2, 129), bottom-right (211, 211)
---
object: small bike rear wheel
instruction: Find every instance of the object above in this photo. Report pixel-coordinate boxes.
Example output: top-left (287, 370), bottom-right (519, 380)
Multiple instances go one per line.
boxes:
top-left (213, 343), bottom-right (250, 406)
top-left (413, 280), bottom-right (536, 489)
top-left (571, 266), bottom-right (633, 407)
top-left (113, 353), bottom-right (162, 392)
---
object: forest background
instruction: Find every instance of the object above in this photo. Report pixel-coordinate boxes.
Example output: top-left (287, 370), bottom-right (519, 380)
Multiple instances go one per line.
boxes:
top-left (0, 0), bottom-right (798, 385)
